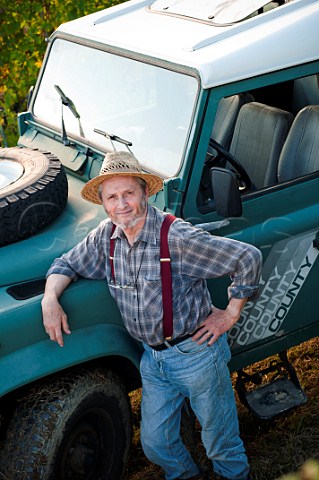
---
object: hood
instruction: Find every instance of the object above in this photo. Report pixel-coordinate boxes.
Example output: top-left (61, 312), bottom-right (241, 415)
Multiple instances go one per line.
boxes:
top-left (1, 177), bottom-right (106, 288)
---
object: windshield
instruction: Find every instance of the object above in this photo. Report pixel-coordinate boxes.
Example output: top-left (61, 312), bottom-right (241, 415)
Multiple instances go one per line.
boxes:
top-left (33, 39), bottom-right (198, 177)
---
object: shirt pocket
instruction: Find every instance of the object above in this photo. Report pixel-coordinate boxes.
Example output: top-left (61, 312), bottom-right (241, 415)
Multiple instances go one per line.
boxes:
top-left (141, 277), bottom-right (163, 321)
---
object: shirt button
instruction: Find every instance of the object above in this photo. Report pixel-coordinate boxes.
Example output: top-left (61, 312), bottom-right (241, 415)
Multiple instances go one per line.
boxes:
top-left (133, 318), bottom-right (137, 322)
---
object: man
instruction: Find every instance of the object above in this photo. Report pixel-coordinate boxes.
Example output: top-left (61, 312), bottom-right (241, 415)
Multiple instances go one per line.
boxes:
top-left (42, 151), bottom-right (262, 480)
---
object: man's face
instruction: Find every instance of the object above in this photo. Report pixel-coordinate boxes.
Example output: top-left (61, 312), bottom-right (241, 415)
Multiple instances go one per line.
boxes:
top-left (100, 176), bottom-right (148, 231)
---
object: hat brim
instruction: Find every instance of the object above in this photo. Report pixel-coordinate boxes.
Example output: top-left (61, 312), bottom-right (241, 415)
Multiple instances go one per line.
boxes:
top-left (81, 172), bottom-right (163, 204)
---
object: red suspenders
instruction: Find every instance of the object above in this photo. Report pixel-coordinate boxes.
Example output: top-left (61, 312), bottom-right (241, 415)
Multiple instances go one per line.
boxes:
top-left (159, 214), bottom-right (176, 339)
top-left (109, 214), bottom-right (176, 340)
top-left (109, 223), bottom-right (117, 282)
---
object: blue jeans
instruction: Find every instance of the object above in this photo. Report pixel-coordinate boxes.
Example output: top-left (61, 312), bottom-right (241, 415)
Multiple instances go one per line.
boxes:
top-left (140, 334), bottom-right (250, 480)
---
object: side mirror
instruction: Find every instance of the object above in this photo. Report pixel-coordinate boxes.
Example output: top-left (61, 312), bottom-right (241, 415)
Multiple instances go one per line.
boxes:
top-left (210, 167), bottom-right (242, 218)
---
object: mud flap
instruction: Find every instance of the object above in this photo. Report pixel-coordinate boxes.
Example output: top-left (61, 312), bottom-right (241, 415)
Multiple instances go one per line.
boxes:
top-left (235, 351), bottom-right (307, 419)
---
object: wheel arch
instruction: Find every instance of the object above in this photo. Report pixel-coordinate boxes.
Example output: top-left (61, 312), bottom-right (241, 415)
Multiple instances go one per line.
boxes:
top-left (0, 323), bottom-right (143, 401)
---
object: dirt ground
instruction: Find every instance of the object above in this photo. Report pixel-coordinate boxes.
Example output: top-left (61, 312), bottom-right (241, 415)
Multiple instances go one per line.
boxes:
top-left (124, 337), bottom-right (319, 480)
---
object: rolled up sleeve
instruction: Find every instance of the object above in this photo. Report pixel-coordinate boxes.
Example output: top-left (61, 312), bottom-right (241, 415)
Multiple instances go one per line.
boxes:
top-left (227, 244), bottom-right (262, 300)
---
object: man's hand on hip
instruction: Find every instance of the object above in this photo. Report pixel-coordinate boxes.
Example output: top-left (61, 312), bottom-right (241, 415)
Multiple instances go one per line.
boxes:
top-left (192, 297), bottom-right (247, 346)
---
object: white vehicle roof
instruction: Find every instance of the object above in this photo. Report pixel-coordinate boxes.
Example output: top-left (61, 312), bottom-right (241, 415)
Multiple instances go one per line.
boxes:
top-left (56, 0), bottom-right (319, 88)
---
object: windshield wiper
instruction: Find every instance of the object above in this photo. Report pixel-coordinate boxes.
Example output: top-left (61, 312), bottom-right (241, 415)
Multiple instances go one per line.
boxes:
top-left (94, 128), bottom-right (133, 154)
top-left (54, 85), bottom-right (85, 145)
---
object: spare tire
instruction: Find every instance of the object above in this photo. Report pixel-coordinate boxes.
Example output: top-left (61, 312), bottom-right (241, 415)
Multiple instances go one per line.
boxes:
top-left (0, 147), bottom-right (68, 246)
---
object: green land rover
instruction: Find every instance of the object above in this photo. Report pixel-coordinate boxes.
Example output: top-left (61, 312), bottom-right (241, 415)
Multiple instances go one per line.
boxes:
top-left (0, 0), bottom-right (319, 478)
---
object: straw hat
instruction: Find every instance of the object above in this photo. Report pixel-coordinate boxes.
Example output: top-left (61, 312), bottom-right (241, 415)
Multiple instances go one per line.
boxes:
top-left (81, 151), bottom-right (163, 204)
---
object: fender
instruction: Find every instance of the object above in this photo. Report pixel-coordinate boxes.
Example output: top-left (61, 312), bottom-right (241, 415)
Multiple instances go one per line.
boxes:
top-left (0, 322), bottom-right (143, 397)
top-left (0, 279), bottom-right (143, 397)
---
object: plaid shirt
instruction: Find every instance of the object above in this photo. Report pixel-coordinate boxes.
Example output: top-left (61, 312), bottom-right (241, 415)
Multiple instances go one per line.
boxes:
top-left (48, 206), bottom-right (262, 345)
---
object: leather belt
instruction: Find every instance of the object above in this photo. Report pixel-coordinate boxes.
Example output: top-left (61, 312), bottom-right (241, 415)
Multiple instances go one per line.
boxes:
top-left (150, 332), bottom-right (194, 351)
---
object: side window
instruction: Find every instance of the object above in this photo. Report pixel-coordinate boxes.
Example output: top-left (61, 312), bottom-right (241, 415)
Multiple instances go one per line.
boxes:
top-left (197, 73), bottom-right (319, 212)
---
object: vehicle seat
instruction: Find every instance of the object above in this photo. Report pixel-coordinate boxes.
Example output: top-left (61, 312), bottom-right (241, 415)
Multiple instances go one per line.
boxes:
top-left (199, 93), bottom-right (254, 207)
top-left (211, 92), bottom-right (254, 151)
top-left (229, 102), bottom-right (293, 189)
top-left (291, 75), bottom-right (319, 114)
top-left (277, 105), bottom-right (319, 182)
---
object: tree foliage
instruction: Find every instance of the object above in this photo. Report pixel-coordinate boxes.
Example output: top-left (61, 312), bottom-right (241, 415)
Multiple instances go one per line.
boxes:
top-left (0, 0), bottom-right (125, 146)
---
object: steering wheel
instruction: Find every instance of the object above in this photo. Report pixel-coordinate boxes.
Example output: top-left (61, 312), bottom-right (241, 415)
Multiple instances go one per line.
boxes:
top-left (206, 139), bottom-right (252, 192)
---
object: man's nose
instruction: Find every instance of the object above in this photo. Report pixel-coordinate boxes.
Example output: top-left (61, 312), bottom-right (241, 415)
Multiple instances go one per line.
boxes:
top-left (118, 196), bottom-right (128, 208)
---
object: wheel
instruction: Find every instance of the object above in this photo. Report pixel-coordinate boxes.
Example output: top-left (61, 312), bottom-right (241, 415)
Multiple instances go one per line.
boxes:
top-left (206, 139), bottom-right (252, 191)
top-left (0, 369), bottom-right (132, 480)
top-left (0, 147), bottom-right (68, 246)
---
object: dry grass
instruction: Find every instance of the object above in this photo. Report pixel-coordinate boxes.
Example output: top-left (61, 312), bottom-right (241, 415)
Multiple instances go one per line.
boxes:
top-left (124, 337), bottom-right (319, 480)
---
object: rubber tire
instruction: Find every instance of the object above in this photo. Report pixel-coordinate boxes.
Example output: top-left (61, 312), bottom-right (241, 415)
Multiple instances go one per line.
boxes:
top-left (0, 369), bottom-right (132, 480)
top-left (0, 147), bottom-right (68, 246)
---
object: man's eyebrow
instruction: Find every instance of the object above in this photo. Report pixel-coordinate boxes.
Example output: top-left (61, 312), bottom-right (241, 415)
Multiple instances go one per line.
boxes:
top-left (106, 186), bottom-right (136, 196)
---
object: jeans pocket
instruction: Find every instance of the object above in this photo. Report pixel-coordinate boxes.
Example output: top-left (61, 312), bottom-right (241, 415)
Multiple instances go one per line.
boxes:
top-left (174, 337), bottom-right (208, 355)
top-left (218, 333), bottom-right (232, 364)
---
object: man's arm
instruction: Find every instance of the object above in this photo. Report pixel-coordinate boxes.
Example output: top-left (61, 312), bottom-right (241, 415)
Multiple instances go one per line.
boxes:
top-left (42, 220), bottom-right (111, 346)
top-left (42, 274), bottom-right (73, 347)
top-left (192, 297), bottom-right (247, 346)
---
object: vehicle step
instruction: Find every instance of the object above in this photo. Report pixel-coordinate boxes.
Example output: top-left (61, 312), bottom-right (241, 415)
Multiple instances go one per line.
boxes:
top-left (243, 377), bottom-right (307, 420)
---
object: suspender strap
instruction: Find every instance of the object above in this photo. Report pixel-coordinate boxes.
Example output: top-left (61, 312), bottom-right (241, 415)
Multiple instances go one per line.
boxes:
top-left (110, 223), bottom-right (117, 282)
top-left (160, 214), bottom-right (176, 339)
